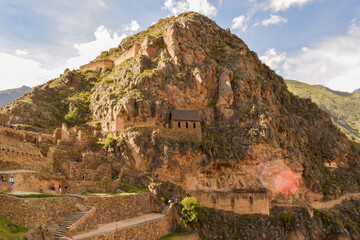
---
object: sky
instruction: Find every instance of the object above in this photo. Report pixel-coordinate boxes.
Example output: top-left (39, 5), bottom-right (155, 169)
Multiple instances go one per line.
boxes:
top-left (0, 0), bottom-right (359, 92)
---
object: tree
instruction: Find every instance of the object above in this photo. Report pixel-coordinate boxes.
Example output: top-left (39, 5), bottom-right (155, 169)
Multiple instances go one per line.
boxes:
top-left (180, 197), bottom-right (203, 226)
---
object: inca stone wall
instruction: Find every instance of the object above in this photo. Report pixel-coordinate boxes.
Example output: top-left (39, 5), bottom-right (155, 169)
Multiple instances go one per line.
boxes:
top-left (80, 60), bottom-right (114, 72)
top-left (192, 191), bottom-right (270, 215)
top-left (75, 216), bottom-right (171, 240)
top-left (0, 195), bottom-right (79, 228)
top-left (0, 192), bottom-right (158, 229)
top-left (82, 193), bottom-right (156, 224)
top-left (113, 43), bottom-right (141, 66)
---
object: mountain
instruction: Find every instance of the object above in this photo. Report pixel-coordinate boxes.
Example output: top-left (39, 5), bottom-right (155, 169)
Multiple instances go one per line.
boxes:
top-left (0, 85), bottom-right (31, 108)
top-left (286, 79), bottom-right (360, 141)
top-left (2, 12), bottom-right (360, 239)
top-left (2, 12), bottom-right (359, 201)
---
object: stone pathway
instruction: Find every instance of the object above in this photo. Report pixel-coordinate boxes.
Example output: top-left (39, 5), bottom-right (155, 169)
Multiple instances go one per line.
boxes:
top-left (0, 169), bottom-right (37, 174)
top-left (72, 213), bottom-right (166, 239)
top-left (8, 190), bottom-right (41, 195)
top-left (55, 207), bottom-right (94, 240)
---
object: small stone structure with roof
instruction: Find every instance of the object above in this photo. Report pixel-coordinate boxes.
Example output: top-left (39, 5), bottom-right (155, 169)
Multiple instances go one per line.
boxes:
top-left (170, 110), bottom-right (202, 136)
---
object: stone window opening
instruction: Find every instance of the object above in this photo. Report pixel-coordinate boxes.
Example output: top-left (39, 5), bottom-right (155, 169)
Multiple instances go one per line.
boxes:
top-left (178, 122), bottom-right (181, 128)
top-left (193, 122), bottom-right (196, 128)
top-left (249, 196), bottom-right (253, 205)
top-left (186, 122), bottom-right (188, 128)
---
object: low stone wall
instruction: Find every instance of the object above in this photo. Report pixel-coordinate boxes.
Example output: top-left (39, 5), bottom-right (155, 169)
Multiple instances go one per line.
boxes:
top-left (0, 195), bottom-right (79, 228)
top-left (69, 163), bottom-right (111, 182)
top-left (115, 116), bottom-right (157, 131)
top-left (0, 172), bottom-right (62, 192)
top-left (68, 180), bottom-right (109, 193)
top-left (80, 153), bottom-right (103, 170)
top-left (80, 60), bottom-right (114, 72)
top-left (83, 193), bottom-right (156, 224)
top-left (192, 190), bottom-right (270, 215)
top-left (113, 43), bottom-right (141, 66)
top-left (0, 128), bottom-right (24, 142)
top-left (76, 216), bottom-right (171, 240)
top-left (0, 145), bottom-right (51, 171)
top-left (0, 182), bottom-right (12, 192)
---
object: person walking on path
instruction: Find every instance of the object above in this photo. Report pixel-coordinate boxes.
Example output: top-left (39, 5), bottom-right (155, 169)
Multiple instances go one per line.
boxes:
top-left (64, 186), bottom-right (68, 194)
top-left (51, 183), bottom-right (55, 191)
top-left (9, 176), bottom-right (14, 190)
top-left (59, 183), bottom-right (62, 194)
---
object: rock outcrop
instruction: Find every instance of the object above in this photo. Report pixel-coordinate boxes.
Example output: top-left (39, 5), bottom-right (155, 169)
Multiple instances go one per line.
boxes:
top-left (1, 12), bottom-right (359, 202)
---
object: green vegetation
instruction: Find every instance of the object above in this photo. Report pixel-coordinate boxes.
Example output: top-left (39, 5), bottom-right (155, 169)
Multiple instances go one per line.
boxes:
top-left (286, 79), bottom-right (360, 141)
top-left (11, 194), bottom-right (62, 198)
top-left (180, 197), bottom-right (203, 226)
top-left (202, 127), bottom-right (249, 160)
top-left (94, 47), bottom-right (124, 61)
top-left (118, 184), bottom-right (148, 193)
top-left (97, 136), bottom-right (117, 152)
top-left (157, 232), bottom-right (192, 240)
top-left (0, 216), bottom-right (28, 240)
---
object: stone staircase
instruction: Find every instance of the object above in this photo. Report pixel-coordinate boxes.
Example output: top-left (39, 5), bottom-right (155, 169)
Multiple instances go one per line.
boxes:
top-left (54, 206), bottom-right (93, 240)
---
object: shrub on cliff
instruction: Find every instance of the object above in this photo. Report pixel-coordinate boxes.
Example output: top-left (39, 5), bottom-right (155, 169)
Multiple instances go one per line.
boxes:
top-left (180, 196), bottom-right (203, 226)
top-left (97, 136), bottom-right (117, 152)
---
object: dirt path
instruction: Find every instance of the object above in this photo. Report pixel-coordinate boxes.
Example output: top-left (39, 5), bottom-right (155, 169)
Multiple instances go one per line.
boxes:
top-left (311, 193), bottom-right (360, 209)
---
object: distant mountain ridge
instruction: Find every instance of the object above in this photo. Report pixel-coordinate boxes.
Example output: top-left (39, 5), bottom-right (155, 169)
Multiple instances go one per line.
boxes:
top-left (0, 86), bottom-right (32, 108)
top-left (286, 80), bottom-right (360, 141)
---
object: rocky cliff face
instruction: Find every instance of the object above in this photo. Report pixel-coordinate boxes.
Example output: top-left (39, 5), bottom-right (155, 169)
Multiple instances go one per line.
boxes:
top-left (2, 12), bottom-right (359, 201)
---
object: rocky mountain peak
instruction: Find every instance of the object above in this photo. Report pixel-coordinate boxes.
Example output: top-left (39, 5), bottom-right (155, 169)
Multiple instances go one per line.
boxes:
top-left (1, 12), bottom-right (359, 200)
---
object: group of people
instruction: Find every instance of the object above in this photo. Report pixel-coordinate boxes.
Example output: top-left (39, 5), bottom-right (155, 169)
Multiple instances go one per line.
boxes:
top-left (51, 183), bottom-right (68, 194)
top-left (0, 175), bottom-right (15, 190)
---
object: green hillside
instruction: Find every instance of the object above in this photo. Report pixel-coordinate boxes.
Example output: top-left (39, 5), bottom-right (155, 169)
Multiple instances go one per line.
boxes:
top-left (285, 80), bottom-right (360, 141)
top-left (0, 85), bottom-right (31, 107)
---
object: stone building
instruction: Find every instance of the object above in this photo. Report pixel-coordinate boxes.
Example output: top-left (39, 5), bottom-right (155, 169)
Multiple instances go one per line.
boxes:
top-left (170, 110), bottom-right (201, 134)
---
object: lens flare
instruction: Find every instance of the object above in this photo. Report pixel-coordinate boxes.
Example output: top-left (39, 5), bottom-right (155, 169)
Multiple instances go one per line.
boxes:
top-left (259, 158), bottom-right (300, 195)
top-left (274, 170), bottom-right (300, 195)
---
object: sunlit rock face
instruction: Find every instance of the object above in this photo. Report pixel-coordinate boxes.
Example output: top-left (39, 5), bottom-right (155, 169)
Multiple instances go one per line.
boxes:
top-left (2, 12), bottom-right (359, 202)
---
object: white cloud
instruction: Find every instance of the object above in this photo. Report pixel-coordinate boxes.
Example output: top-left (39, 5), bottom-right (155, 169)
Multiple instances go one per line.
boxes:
top-left (0, 52), bottom-right (60, 90)
top-left (163, 0), bottom-right (218, 17)
top-left (260, 48), bottom-right (288, 71)
top-left (260, 20), bottom-right (360, 92)
top-left (123, 20), bottom-right (140, 33)
top-left (15, 49), bottom-right (29, 56)
top-left (260, 14), bottom-right (288, 26)
top-left (94, 0), bottom-right (107, 8)
top-left (231, 15), bottom-right (250, 33)
top-left (0, 26), bottom-right (126, 91)
top-left (268, 0), bottom-right (317, 12)
top-left (65, 25), bottom-right (126, 70)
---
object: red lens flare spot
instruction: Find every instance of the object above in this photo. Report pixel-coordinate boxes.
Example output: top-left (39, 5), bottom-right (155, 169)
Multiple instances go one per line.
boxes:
top-left (275, 170), bottom-right (300, 195)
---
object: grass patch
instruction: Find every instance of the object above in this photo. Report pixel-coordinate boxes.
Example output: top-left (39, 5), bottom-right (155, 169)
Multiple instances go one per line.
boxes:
top-left (11, 194), bottom-right (62, 198)
top-left (157, 232), bottom-right (192, 240)
top-left (118, 184), bottom-right (148, 193)
top-left (0, 216), bottom-right (28, 240)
